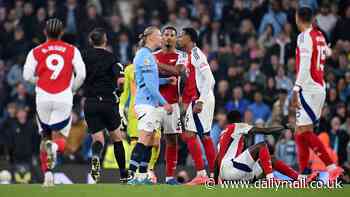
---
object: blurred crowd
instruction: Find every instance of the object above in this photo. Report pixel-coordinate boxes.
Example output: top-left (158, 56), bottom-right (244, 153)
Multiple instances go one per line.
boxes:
top-left (0, 0), bottom-right (349, 183)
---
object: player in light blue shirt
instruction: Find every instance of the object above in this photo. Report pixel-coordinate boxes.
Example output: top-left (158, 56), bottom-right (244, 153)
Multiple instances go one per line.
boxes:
top-left (134, 47), bottom-right (168, 106)
top-left (128, 26), bottom-right (173, 185)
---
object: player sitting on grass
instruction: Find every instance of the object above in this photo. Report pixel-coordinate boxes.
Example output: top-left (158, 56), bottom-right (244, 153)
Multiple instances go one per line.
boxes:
top-left (214, 110), bottom-right (318, 184)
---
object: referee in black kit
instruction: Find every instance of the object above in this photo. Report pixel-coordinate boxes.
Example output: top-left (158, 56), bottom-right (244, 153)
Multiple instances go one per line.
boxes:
top-left (82, 28), bottom-right (127, 183)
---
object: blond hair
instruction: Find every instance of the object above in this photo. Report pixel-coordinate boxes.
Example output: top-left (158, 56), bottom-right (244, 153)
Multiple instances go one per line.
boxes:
top-left (138, 26), bottom-right (159, 47)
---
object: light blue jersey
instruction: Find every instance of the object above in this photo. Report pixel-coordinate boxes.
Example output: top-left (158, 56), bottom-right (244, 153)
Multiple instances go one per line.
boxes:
top-left (134, 47), bottom-right (168, 107)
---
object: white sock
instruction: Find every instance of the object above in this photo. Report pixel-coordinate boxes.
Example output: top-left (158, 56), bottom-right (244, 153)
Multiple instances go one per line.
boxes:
top-left (52, 142), bottom-right (58, 153)
top-left (197, 170), bottom-right (207, 177)
top-left (327, 164), bottom-right (337, 171)
top-left (266, 173), bottom-right (274, 179)
top-left (165, 176), bottom-right (174, 182)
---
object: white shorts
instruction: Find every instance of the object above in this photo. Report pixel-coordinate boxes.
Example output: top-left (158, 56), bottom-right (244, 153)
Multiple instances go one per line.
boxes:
top-left (220, 149), bottom-right (263, 181)
top-left (36, 100), bottom-right (72, 137)
top-left (135, 104), bottom-right (162, 132)
top-left (159, 103), bottom-right (182, 134)
top-left (184, 97), bottom-right (215, 134)
top-left (296, 91), bottom-right (326, 126)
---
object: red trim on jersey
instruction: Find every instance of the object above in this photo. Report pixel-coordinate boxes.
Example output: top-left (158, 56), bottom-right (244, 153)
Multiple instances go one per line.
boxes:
top-left (217, 124), bottom-right (235, 169)
top-left (34, 40), bottom-right (75, 94)
top-left (182, 51), bottom-right (198, 104)
top-left (309, 28), bottom-right (324, 86)
top-left (217, 123), bottom-right (247, 171)
top-left (295, 28), bottom-right (325, 87)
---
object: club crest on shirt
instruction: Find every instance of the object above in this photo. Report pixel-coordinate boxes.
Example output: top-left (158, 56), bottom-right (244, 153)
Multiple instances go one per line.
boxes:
top-left (144, 58), bottom-right (150, 65)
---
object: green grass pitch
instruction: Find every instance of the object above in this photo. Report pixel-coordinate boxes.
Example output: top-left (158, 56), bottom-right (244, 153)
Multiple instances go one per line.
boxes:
top-left (0, 184), bottom-right (350, 197)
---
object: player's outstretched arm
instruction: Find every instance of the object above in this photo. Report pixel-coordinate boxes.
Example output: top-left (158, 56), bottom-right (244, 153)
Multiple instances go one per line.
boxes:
top-left (158, 63), bottom-right (182, 75)
top-left (250, 125), bottom-right (286, 135)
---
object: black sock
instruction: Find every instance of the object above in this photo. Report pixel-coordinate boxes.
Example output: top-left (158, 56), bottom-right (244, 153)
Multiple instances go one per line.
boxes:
top-left (129, 143), bottom-right (147, 172)
top-left (113, 141), bottom-right (127, 178)
top-left (92, 141), bottom-right (103, 158)
top-left (139, 146), bottom-right (152, 173)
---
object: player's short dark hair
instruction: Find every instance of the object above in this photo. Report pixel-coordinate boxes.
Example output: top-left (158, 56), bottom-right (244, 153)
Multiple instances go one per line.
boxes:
top-left (227, 110), bottom-right (242, 123)
top-left (182, 27), bottom-right (198, 44)
top-left (297, 7), bottom-right (313, 23)
top-left (89, 28), bottom-right (107, 46)
top-left (162, 25), bottom-right (177, 35)
top-left (45, 18), bottom-right (63, 39)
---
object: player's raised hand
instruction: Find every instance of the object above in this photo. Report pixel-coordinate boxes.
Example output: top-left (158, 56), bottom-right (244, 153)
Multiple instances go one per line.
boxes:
top-left (291, 91), bottom-right (301, 110)
top-left (163, 103), bottom-right (173, 114)
top-left (193, 101), bottom-right (203, 113)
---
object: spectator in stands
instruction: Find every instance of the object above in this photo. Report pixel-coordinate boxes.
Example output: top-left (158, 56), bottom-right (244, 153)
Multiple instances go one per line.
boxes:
top-left (225, 86), bottom-right (250, 115)
top-left (4, 107), bottom-right (39, 165)
top-left (275, 66), bottom-right (293, 91)
top-left (215, 80), bottom-right (230, 110)
top-left (113, 31), bottom-right (133, 65)
top-left (329, 116), bottom-right (350, 166)
top-left (258, 0), bottom-right (287, 36)
top-left (263, 77), bottom-right (278, 107)
top-left (244, 61), bottom-right (266, 88)
top-left (210, 109), bottom-right (227, 147)
top-left (332, 5), bottom-right (350, 43)
top-left (315, 3), bottom-right (337, 39)
top-left (248, 91), bottom-right (271, 122)
top-left (10, 83), bottom-right (34, 115)
top-left (275, 129), bottom-right (297, 169)
top-left (271, 89), bottom-right (289, 126)
top-left (258, 23), bottom-right (275, 49)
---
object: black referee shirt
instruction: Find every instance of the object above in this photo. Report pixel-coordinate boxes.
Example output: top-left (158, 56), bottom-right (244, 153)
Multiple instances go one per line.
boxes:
top-left (81, 48), bottom-right (123, 98)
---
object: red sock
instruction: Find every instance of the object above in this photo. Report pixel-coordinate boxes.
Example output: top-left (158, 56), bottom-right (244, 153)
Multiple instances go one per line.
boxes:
top-left (165, 144), bottom-right (178, 177)
top-left (40, 150), bottom-right (48, 173)
top-left (295, 132), bottom-right (310, 173)
top-left (181, 134), bottom-right (205, 171)
top-left (273, 159), bottom-right (299, 180)
top-left (53, 138), bottom-right (66, 153)
top-left (202, 137), bottom-right (216, 173)
top-left (259, 144), bottom-right (273, 175)
top-left (302, 131), bottom-right (333, 166)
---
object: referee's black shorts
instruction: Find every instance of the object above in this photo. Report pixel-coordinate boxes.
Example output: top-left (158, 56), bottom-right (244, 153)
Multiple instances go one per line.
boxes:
top-left (84, 96), bottom-right (121, 134)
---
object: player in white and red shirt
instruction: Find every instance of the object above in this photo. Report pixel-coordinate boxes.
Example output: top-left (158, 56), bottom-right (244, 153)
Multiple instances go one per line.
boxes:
top-left (291, 7), bottom-right (342, 182)
top-left (215, 110), bottom-right (317, 183)
top-left (177, 27), bottom-right (216, 185)
top-left (153, 26), bottom-right (188, 184)
top-left (23, 18), bottom-right (86, 186)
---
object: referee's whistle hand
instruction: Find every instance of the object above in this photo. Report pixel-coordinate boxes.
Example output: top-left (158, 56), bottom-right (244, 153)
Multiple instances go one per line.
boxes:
top-left (163, 103), bottom-right (173, 114)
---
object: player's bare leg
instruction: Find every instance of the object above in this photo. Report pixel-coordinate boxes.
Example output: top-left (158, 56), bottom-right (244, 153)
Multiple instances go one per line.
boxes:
top-left (110, 129), bottom-right (128, 183)
top-left (295, 125), bottom-right (343, 182)
top-left (165, 134), bottom-right (179, 184)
